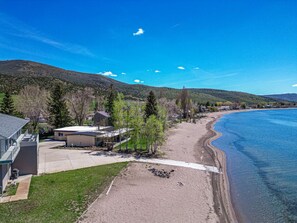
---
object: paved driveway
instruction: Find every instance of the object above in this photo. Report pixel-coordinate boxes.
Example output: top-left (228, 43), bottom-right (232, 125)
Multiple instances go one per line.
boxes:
top-left (38, 141), bottom-right (219, 174)
top-left (38, 141), bottom-right (134, 174)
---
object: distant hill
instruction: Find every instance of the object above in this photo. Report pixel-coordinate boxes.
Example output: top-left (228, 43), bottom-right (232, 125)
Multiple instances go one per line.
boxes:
top-left (0, 60), bottom-right (276, 105)
top-left (264, 94), bottom-right (297, 102)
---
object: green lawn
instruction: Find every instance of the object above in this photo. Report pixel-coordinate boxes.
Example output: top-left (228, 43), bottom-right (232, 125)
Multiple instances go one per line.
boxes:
top-left (3, 183), bottom-right (19, 196)
top-left (115, 139), bottom-right (148, 153)
top-left (0, 162), bottom-right (127, 223)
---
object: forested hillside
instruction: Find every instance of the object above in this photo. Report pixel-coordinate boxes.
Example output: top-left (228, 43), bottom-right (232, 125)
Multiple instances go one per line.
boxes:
top-left (0, 60), bottom-right (276, 105)
top-left (264, 94), bottom-right (297, 102)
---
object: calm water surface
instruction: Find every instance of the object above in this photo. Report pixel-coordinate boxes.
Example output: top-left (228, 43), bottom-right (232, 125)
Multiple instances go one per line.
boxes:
top-left (212, 109), bottom-right (297, 223)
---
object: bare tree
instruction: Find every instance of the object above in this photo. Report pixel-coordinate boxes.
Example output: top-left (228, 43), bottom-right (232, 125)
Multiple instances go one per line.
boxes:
top-left (158, 98), bottom-right (179, 119)
top-left (17, 85), bottom-right (48, 131)
top-left (66, 87), bottom-right (94, 125)
top-left (93, 95), bottom-right (105, 112)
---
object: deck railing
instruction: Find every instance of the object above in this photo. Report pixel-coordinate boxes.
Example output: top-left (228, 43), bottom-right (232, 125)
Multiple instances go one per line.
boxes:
top-left (0, 133), bottom-right (38, 164)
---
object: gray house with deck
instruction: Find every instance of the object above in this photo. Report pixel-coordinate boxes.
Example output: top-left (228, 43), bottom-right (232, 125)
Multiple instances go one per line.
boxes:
top-left (0, 113), bottom-right (39, 193)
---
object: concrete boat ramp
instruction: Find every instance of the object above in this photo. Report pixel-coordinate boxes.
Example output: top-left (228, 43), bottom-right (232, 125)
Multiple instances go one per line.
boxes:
top-left (136, 158), bottom-right (219, 173)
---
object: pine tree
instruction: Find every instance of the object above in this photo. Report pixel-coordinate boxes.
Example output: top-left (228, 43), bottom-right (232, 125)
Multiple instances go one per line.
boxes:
top-left (180, 87), bottom-right (189, 118)
top-left (47, 83), bottom-right (72, 128)
top-left (105, 84), bottom-right (116, 125)
top-left (145, 91), bottom-right (158, 120)
top-left (0, 91), bottom-right (15, 115)
top-left (94, 101), bottom-right (99, 112)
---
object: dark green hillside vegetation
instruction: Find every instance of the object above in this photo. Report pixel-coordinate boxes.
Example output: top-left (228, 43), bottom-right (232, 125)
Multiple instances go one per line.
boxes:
top-left (192, 89), bottom-right (273, 105)
top-left (0, 60), bottom-right (279, 105)
top-left (264, 93), bottom-right (297, 103)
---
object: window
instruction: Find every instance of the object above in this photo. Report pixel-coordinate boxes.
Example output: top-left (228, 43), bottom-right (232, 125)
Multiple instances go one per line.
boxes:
top-left (58, 133), bottom-right (64, 136)
top-left (0, 139), bottom-right (10, 157)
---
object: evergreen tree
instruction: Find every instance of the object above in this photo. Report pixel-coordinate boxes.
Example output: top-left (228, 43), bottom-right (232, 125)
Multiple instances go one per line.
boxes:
top-left (180, 87), bottom-right (189, 118)
top-left (94, 101), bottom-right (99, 112)
top-left (0, 91), bottom-right (15, 115)
top-left (145, 91), bottom-right (158, 120)
top-left (47, 83), bottom-right (71, 128)
top-left (105, 84), bottom-right (116, 124)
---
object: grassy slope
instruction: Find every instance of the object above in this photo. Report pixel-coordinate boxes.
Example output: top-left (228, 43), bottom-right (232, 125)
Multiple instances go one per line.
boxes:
top-left (115, 139), bottom-right (147, 153)
top-left (0, 162), bottom-right (127, 223)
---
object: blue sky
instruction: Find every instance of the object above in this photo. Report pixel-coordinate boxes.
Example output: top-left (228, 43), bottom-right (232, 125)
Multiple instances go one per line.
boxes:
top-left (0, 0), bottom-right (296, 95)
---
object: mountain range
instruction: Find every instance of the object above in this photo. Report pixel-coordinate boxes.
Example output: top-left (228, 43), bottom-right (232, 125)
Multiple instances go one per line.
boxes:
top-left (0, 60), bottom-right (290, 105)
top-left (264, 94), bottom-right (297, 102)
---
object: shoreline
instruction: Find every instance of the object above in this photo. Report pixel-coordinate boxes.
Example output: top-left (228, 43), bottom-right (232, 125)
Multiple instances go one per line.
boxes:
top-left (204, 112), bottom-right (238, 222)
top-left (207, 108), bottom-right (297, 223)
top-left (197, 108), bottom-right (297, 222)
top-left (203, 108), bottom-right (279, 222)
top-left (206, 107), bottom-right (297, 223)
top-left (81, 109), bottom-right (295, 222)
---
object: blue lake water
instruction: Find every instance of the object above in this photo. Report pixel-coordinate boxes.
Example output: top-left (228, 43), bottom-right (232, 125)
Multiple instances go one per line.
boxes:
top-left (212, 109), bottom-right (297, 223)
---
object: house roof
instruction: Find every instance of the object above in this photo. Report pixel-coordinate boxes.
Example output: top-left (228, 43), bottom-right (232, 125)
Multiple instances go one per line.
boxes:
top-left (67, 131), bottom-right (102, 137)
top-left (98, 128), bottom-right (133, 138)
top-left (54, 126), bottom-right (110, 132)
top-left (66, 128), bottom-right (132, 138)
top-left (0, 113), bottom-right (29, 138)
top-left (55, 126), bottom-right (98, 132)
top-left (95, 111), bottom-right (110, 118)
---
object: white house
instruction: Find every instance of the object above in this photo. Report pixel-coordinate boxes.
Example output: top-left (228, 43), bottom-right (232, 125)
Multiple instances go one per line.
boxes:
top-left (54, 126), bottom-right (132, 148)
top-left (54, 126), bottom-right (111, 141)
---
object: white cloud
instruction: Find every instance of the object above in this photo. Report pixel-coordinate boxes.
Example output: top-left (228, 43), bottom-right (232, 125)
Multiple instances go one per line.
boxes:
top-left (159, 72), bottom-right (238, 87)
top-left (134, 79), bottom-right (144, 83)
top-left (171, 23), bottom-right (180, 29)
top-left (121, 72), bottom-right (126, 75)
top-left (98, 71), bottom-right (117, 77)
top-left (0, 13), bottom-right (94, 57)
top-left (193, 67), bottom-right (200, 70)
top-left (292, 84), bottom-right (297, 87)
top-left (155, 70), bottom-right (161, 73)
top-left (177, 66), bottom-right (185, 70)
top-left (133, 28), bottom-right (144, 36)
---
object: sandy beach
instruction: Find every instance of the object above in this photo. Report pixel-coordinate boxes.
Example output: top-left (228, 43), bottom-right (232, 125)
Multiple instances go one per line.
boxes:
top-left (79, 111), bottom-right (238, 223)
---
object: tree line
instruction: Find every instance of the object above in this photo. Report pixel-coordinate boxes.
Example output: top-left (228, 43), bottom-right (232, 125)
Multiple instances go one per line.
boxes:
top-left (0, 83), bottom-right (179, 154)
top-left (107, 87), bottom-right (167, 154)
top-left (3, 83), bottom-right (287, 154)
top-left (0, 85), bottom-right (192, 130)
top-left (0, 83), bottom-right (94, 131)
